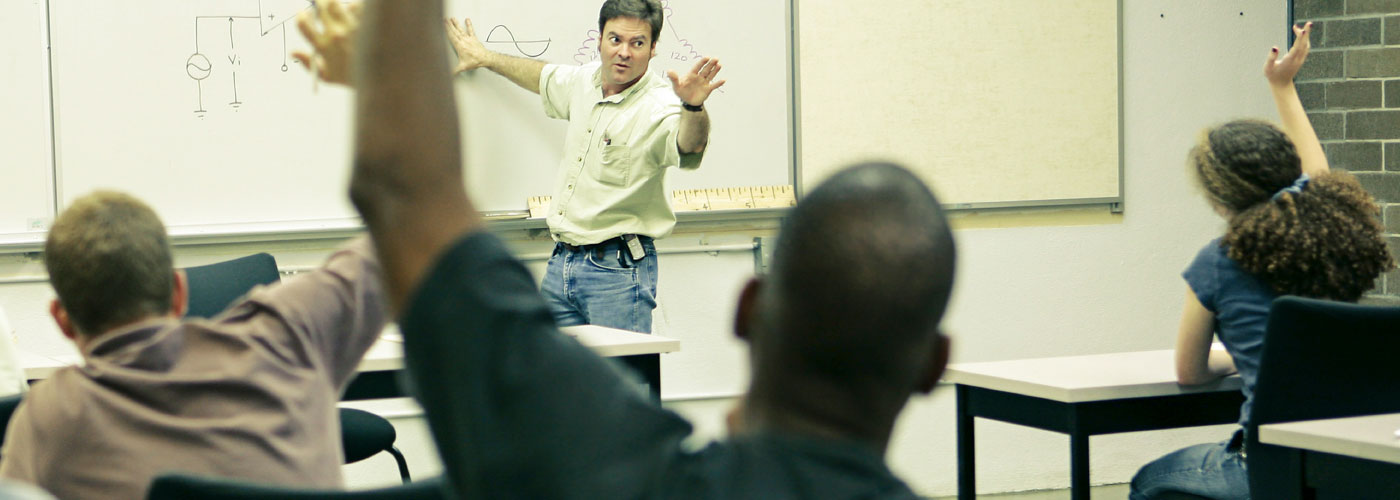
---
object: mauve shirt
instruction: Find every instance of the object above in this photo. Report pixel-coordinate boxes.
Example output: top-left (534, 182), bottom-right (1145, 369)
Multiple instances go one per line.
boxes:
top-left (0, 238), bottom-right (386, 500)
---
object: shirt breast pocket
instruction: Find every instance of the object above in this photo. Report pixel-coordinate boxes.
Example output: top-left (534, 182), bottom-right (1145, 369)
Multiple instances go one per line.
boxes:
top-left (595, 144), bottom-right (631, 187)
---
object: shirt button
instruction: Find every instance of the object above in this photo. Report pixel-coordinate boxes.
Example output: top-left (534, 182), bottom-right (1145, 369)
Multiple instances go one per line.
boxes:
top-left (557, 210), bottom-right (563, 215)
top-left (576, 156), bottom-right (582, 162)
top-left (587, 128), bottom-right (592, 133)
top-left (567, 184), bottom-right (573, 190)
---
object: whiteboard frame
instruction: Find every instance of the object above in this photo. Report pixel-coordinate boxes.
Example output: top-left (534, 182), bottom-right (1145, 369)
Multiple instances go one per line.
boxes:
top-left (790, 0), bottom-right (1126, 213)
top-left (0, 0), bottom-right (59, 246)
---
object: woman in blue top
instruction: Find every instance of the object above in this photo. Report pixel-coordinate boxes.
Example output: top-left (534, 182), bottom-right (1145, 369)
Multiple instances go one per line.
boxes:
top-left (1129, 23), bottom-right (1394, 500)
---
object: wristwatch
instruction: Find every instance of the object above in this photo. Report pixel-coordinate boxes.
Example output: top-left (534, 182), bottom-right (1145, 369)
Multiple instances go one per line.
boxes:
top-left (682, 102), bottom-right (705, 112)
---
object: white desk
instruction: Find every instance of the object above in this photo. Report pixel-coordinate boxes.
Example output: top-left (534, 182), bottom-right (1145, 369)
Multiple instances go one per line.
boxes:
top-left (1260, 413), bottom-right (1400, 465)
top-left (359, 324), bottom-right (680, 372)
top-left (22, 324), bottom-right (680, 400)
top-left (1258, 413), bottom-right (1400, 498)
top-left (945, 349), bottom-right (1245, 500)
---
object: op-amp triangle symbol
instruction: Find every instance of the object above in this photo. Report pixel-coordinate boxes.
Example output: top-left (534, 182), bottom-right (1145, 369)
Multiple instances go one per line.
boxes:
top-left (259, 0), bottom-right (314, 35)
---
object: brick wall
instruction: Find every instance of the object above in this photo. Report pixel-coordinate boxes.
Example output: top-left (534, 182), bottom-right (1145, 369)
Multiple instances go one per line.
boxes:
top-left (1294, 0), bottom-right (1400, 301)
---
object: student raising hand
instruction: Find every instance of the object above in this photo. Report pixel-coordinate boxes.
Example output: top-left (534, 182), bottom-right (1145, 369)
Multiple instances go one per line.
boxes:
top-left (1264, 22), bottom-right (1327, 177)
top-left (1264, 22), bottom-right (1311, 87)
top-left (292, 1), bottom-right (362, 86)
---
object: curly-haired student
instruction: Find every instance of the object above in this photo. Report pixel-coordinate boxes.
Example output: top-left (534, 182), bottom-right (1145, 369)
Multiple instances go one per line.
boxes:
top-left (1129, 23), bottom-right (1394, 500)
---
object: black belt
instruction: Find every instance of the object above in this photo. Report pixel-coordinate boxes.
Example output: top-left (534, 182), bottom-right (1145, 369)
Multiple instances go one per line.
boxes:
top-left (560, 235), bottom-right (649, 253)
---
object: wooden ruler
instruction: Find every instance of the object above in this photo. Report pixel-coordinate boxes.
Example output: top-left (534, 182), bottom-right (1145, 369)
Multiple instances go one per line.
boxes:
top-left (527, 185), bottom-right (795, 218)
top-left (527, 196), bottom-right (553, 219)
top-left (672, 185), bottom-right (796, 211)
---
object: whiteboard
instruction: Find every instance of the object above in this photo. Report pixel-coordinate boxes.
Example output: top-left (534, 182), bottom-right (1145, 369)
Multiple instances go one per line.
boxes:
top-left (0, 0), bottom-right (55, 242)
top-left (798, 0), bottom-right (1121, 208)
top-left (50, 0), bottom-right (358, 235)
top-left (43, 0), bottom-right (790, 237)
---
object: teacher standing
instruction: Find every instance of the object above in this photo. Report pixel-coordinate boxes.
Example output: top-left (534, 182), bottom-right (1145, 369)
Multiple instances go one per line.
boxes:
top-left (447, 0), bottom-right (724, 334)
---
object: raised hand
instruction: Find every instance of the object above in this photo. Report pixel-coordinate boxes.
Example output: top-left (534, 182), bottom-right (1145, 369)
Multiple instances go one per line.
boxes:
top-left (1264, 22), bottom-right (1312, 87)
top-left (667, 57), bottom-right (726, 107)
top-left (291, 1), bottom-right (361, 86)
top-left (445, 18), bottom-right (491, 74)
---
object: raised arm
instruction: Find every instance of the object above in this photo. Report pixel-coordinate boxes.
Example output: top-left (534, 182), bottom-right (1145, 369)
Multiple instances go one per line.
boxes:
top-left (1264, 22), bottom-right (1326, 176)
top-left (350, 1), bottom-right (481, 314)
top-left (446, 18), bottom-right (545, 94)
top-left (667, 57), bottom-right (725, 154)
top-left (291, 1), bottom-right (361, 86)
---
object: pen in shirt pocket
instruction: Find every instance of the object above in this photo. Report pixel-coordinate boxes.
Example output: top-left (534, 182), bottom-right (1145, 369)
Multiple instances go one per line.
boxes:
top-left (604, 133), bottom-right (611, 146)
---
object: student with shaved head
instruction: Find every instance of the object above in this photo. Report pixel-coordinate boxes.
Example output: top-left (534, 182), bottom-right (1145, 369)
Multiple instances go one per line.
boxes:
top-left (327, 1), bottom-right (958, 497)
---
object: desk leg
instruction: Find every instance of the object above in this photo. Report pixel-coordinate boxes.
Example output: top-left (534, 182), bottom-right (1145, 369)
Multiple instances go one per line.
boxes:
top-left (956, 385), bottom-right (976, 500)
top-left (619, 354), bottom-right (661, 400)
top-left (1070, 432), bottom-right (1089, 500)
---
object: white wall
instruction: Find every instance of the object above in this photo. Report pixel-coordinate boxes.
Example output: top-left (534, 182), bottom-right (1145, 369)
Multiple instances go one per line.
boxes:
top-left (0, 0), bottom-right (1290, 497)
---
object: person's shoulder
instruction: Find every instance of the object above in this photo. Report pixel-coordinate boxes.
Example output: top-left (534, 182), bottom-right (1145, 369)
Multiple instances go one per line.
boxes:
top-left (11, 368), bottom-right (85, 429)
top-left (1195, 237), bottom-right (1227, 260)
top-left (1208, 239), bottom-right (1255, 279)
top-left (551, 61), bottom-right (600, 84)
top-left (639, 74), bottom-right (680, 105)
top-left (402, 232), bottom-right (512, 318)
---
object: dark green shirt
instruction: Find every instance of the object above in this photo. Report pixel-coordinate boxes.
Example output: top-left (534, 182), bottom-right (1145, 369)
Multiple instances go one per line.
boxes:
top-left (401, 232), bottom-right (920, 499)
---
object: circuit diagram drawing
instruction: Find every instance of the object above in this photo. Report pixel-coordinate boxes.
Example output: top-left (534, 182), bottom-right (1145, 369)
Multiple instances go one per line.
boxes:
top-left (186, 0), bottom-right (312, 117)
top-left (484, 25), bottom-right (551, 58)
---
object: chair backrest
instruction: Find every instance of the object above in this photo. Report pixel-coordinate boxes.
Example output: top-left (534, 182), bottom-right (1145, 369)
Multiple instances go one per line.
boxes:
top-left (0, 394), bottom-right (23, 450)
top-left (183, 253), bottom-right (280, 319)
top-left (1246, 295), bottom-right (1400, 499)
top-left (146, 474), bottom-right (445, 500)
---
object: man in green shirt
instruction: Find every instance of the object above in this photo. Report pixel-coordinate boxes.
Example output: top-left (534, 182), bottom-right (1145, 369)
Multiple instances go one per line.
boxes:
top-left (328, 0), bottom-right (959, 497)
top-left (446, 0), bottom-right (724, 333)
top-left (297, 0), bottom-right (722, 334)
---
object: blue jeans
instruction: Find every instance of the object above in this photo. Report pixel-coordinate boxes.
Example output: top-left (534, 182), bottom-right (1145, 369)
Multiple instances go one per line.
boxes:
top-left (541, 237), bottom-right (658, 334)
top-left (1129, 431), bottom-right (1249, 500)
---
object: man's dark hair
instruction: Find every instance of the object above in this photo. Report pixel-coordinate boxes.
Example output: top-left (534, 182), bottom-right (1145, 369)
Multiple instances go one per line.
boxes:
top-left (598, 0), bottom-right (664, 43)
top-left (759, 162), bottom-right (956, 390)
top-left (44, 191), bottom-right (175, 336)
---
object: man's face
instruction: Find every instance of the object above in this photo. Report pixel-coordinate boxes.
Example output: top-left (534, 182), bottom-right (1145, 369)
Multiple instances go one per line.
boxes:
top-left (599, 16), bottom-right (655, 92)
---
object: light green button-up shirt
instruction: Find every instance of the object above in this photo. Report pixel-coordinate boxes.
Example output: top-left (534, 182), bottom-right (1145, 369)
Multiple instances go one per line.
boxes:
top-left (539, 62), bottom-right (703, 246)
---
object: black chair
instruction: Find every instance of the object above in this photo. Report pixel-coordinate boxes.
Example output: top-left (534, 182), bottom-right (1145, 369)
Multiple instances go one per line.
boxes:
top-left (183, 254), bottom-right (410, 483)
top-left (0, 393), bottom-right (23, 450)
top-left (146, 474), bottom-right (445, 500)
top-left (339, 407), bottom-right (410, 482)
top-left (183, 253), bottom-right (281, 319)
top-left (1245, 296), bottom-right (1400, 500)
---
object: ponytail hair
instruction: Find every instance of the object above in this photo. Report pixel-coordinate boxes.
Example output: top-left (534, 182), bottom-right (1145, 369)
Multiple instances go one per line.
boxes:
top-left (1191, 120), bottom-right (1394, 301)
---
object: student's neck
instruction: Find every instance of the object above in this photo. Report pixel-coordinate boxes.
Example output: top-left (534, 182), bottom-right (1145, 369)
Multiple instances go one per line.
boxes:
top-left (743, 380), bottom-right (899, 455)
top-left (74, 313), bottom-right (178, 353)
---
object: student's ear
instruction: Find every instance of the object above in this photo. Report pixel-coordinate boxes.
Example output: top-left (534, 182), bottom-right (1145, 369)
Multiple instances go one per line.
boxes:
top-left (915, 331), bottom-right (951, 394)
top-left (733, 278), bottom-right (762, 342)
top-left (170, 270), bottom-right (189, 319)
top-left (49, 299), bottom-right (78, 342)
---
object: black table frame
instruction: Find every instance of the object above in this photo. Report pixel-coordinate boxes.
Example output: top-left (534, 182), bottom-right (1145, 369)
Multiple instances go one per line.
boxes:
top-left (1295, 449), bottom-right (1400, 499)
top-left (343, 353), bottom-right (663, 401)
top-left (955, 384), bottom-right (1245, 500)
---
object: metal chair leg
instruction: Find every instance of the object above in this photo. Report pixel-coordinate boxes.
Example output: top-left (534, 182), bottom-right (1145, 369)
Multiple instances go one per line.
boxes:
top-left (388, 446), bottom-right (411, 484)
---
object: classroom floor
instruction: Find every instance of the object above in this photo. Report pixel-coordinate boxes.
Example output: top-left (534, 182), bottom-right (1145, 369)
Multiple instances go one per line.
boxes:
top-left (932, 483), bottom-right (1130, 499)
